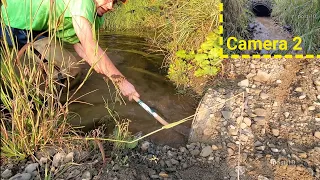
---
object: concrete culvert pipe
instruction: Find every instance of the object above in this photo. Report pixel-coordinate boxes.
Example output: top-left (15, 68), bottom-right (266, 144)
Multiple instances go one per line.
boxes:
top-left (251, 0), bottom-right (273, 17)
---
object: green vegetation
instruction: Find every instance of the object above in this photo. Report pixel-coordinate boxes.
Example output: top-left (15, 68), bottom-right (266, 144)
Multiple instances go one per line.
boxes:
top-left (272, 0), bottom-right (320, 54)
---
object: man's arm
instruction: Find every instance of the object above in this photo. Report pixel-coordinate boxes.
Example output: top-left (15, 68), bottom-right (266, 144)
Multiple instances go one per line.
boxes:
top-left (72, 15), bottom-right (140, 100)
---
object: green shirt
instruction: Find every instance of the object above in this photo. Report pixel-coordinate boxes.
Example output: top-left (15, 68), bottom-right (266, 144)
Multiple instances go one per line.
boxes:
top-left (1, 0), bottom-right (104, 44)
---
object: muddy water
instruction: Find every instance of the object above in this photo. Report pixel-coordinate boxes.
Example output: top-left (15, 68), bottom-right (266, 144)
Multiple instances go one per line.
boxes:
top-left (65, 34), bottom-right (197, 147)
top-left (253, 17), bottom-right (295, 54)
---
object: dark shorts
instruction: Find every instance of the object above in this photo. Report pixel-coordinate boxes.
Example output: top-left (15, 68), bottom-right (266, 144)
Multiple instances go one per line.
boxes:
top-left (0, 26), bottom-right (47, 49)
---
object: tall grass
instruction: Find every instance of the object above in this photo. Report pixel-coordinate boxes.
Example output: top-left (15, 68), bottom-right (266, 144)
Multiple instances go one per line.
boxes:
top-left (272, 0), bottom-right (320, 54)
top-left (0, 3), bottom-right (86, 161)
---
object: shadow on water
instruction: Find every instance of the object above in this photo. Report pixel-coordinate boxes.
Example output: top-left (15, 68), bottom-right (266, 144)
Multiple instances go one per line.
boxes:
top-left (64, 34), bottom-right (197, 147)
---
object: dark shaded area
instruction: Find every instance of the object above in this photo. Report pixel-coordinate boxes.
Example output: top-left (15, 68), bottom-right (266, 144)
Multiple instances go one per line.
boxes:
top-left (253, 4), bottom-right (272, 17)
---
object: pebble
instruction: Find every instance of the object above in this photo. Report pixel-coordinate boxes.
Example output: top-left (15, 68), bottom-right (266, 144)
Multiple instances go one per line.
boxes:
top-left (276, 80), bottom-right (282, 84)
top-left (82, 171), bottom-right (91, 180)
top-left (238, 79), bottom-right (249, 87)
top-left (299, 94), bottom-right (306, 99)
top-left (314, 131), bottom-right (320, 139)
top-left (253, 70), bottom-right (271, 82)
top-left (200, 146), bottom-right (213, 157)
top-left (24, 163), bottom-right (39, 173)
top-left (221, 111), bottom-right (232, 119)
top-left (317, 95), bottom-right (320, 100)
top-left (211, 145), bottom-right (219, 151)
top-left (260, 93), bottom-right (269, 100)
top-left (240, 123), bottom-right (247, 129)
top-left (1, 169), bottom-right (12, 179)
top-left (258, 175), bottom-right (269, 180)
top-left (39, 157), bottom-right (48, 167)
top-left (190, 149), bottom-right (200, 156)
top-left (284, 112), bottom-right (290, 118)
top-left (159, 172), bottom-right (169, 178)
top-left (65, 152), bottom-right (74, 163)
top-left (243, 118), bottom-right (252, 127)
top-left (9, 173), bottom-right (31, 180)
top-left (170, 159), bottom-right (179, 165)
top-left (298, 152), bottom-right (308, 159)
top-left (227, 148), bottom-right (234, 156)
top-left (141, 141), bottom-right (150, 151)
top-left (295, 87), bottom-right (303, 92)
top-left (308, 106), bottom-right (316, 111)
top-left (52, 152), bottom-right (65, 167)
top-left (254, 108), bottom-right (267, 117)
top-left (271, 148), bottom-right (279, 153)
top-left (272, 129), bottom-right (280, 137)
top-left (256, 146), bottom-right (266, 151)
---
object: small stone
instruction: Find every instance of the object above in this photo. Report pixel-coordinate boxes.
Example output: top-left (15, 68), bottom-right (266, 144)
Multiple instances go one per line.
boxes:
top-left (150, 175), bottom-right (159, 179)
top-left (258, 175), bottom-right (269, 180)
top-left (314, 131), bottom-right (320, 139)
top-left (308, 106), bottom-right (316, 111)
top-left (260, 93), bottom-right (269, 100)
top-left (254, 108), bottom-right (267, 117)
top-left (276, 80), bottom-right (282, 84)
top-left (239, 134), bottom-right (249, 142)
top-left (271, 148), bottom-right (279, 153)
top-left (253, 70), bottom-right (271, 82)
top-left (190, 149), bottom-right (200, 156)
top-left (82, 171), bottom-right (91, 180)
top-left (227, 148), bottom-right (234, 156)
top-left (298, 152), bottom-right (308, 159)
top-left (243, 118), bottom-right (252, 127)
top-left (284, 112), bottom-right (290, 118)
top-left (238, 79), bottom-right (249, 87)
top-left (24, 163), bottom-right (39, 173)
top-left (221, 111), bottom-right (232, 119)
top-left (9, 173), bottom-right (31, 180)
top-left (235, 166), bottom-right (246, 175)
top-left (1, 169), bottom-right (12, 179)
top-left (52, 152), bottom-right (65, 167)
top-left (256, 146), bottom-right (266, 151)
top-left (240, 123), bottom-right (247, 129)
top-left (179, 147), bottom-right (187, 153)
top-left (254, 141), bottom-right (263, 147)
top-left (317, 95), bottom-right (320, 100)
top-left (141, 141), bottom-right (150, 151)
top-left (299, 94), bottom-right (306, 99)
top-left (295, 87), bottom-right (303, 92)
top-left (272, 129), bottom-right (280, 137)
top-left (314, 80), bottom-right (320, 86)
top-left (170, 159), bottom-right (179, 165)
top-left (39, 157), bottom-right (48, 167)
top-left (200, 146), bottom-right (213, 157)
top-left (112, 164), bottom-right (120, 171)
top-left (159, 172), bottom-right (169, 178)
top-left (211, 145), bottom-right (219, 151)
top-left (65, 152), bottom-right (74, 163)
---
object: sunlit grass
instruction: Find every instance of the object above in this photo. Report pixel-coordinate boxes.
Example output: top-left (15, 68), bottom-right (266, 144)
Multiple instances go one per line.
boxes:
top-left (272, 0), bottom-right (320, 54)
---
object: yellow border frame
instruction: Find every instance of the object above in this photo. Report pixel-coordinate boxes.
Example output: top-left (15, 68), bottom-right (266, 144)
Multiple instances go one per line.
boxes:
top-left (218, 3), bottom-right (320, 59)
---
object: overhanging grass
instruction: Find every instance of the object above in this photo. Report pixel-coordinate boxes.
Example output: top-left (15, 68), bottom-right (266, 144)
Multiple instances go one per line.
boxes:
top-left (272, 0), bottom-right (320, 54)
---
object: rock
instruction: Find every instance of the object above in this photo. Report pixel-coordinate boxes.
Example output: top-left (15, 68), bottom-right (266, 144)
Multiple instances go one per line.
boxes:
top-left (113, 164), bottom-right (120, 171)
top-left (298, 152), bottom-right (308, 159)
top-left (276, 80), bottom-right (282, 84)
top-left (272, 129), bottom-right (280, 137)
top-left (159, 172), bottom-right (169, 178)
top-left (182, 163), bottom-right (188, 169)
top-left (227, 148), bottom-right (234, 156)
top-left (65, 152), bottom-right (74, 163)
top-left (249, 23), bottom-right (255, 29)
top-left (240, 123), bottom-right (247, 129)
top-left (165, 160), bottom-right (173, 167)
top-left (1, 169), bottom-right (12, 179)
top-left (24, 163), bottom-right (39, 173)
top-left (299, 94), bottom-right (306, 99)
top-left (150, 175), bottom-right (159, 179)
top-left (254, 141), bottom-right (263, 147)
top-left (254, 108), bottom-right (267, 117)
top-left (314, 131), bottom-right (320, 139)
top-left (258, 175), bottom-right (269, 180)
top-left (253, 70), bottom-right (271, 82)
top-left (284, 112), bottom-right (290, 118)
top-left (317, 95), bottom-right (320, 100)
top-left (9, 173), bottom-right (31, 180)
top-left (211, 145), bottom-right (219, 151)
top-left (52, 152), bottom-right (65, 167)
top-left (39, 157), bottom-right (48, 167)
top-left (82, 171), bottom-right (91, 180)
top-left (295, 87), bottom-right (303, 92)
top-left (67, 169), bottom-right (81, 179)
top-left (221, 111), bottom-right (232, 119)
top-left (256, 146), bottom-right (266, 151)
top-left (308, 106), bottom-right (316, 111)
top-left (179, 147), bottom-right (187, 153)
top-left (200, 146), bottom-right (213, 157)
top-left (271, 148), bottom-right (279, 153)
top-left (243, 118), bottom-right (252, 127)
top-left (170, 159), bottom-right (179, 165)
top-left (141, 141), bottom-right (150, 151)
top-left (238, 79), bottom-right (249, 87)
top-left (314, 80), bottom-right (320, 86)
top-left (260, 93), bottom-right (269, 100)
top-left (235, 166), bottom-right (246, 175)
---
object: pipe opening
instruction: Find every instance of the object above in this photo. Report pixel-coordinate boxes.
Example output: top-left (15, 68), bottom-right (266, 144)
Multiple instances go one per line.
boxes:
top-left (253, 4), bottom-right (272, 17)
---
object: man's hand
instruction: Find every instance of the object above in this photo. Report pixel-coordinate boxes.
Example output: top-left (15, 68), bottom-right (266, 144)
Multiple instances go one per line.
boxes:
top-left (117, 79), bottom-right (140, 101)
